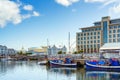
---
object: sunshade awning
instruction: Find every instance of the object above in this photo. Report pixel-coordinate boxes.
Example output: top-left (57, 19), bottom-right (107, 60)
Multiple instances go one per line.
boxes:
top-left (100, 43), bottom-right (120, 50)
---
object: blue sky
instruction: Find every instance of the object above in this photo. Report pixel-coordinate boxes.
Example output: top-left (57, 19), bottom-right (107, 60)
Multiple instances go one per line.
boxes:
top-left (0, 0), bottom-right (120, 50)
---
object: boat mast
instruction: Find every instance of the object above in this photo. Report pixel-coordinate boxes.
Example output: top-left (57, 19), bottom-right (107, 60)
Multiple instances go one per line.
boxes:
top-left (47, 39), bottom-right (49, 55)
top-left (68, 32), bottom-right (71, 54)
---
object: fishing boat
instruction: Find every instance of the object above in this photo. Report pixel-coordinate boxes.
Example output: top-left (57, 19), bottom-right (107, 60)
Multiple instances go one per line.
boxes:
top-left (85, 59), bottom-right (120, 71)
top-left (49, 58), bottom-right (77, 68)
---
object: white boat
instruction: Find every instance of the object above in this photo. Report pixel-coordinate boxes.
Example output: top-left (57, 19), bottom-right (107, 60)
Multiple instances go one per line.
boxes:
top-left (38, 61), bottom-right (47, 65)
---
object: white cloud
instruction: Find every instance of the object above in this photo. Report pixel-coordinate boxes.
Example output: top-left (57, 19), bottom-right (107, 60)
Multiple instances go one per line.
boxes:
top-left (85, 0), bottom-right (107, 3)
top-left (22, 14), bottom-right (32, 19)
top-left (22, 11), bottom-right (40, 19)
top-left (55, 0), bottom-right (79, 7)
top-left (0, 0), bottom-right (40, 28)
top-left (85, 0), bottom-right (117, 6)
top-left (109, 4), bottom-right (120, 18)
top-left (103, 0), bottom-right (117, 6)
top-left (33, 11), bottom-right (40, 16)
top-left (0, 0), bottom-right (21, 27)
top-left (23, 5), bottom-right (33, 11)
top-left (84, 0), bottom-right (120, 18)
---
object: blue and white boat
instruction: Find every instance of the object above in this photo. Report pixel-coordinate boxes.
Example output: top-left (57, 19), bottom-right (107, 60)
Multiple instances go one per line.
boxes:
top-left (49, 58), bottom-right (77, 68)
top-left (85, 59), bottom-right (120, 71)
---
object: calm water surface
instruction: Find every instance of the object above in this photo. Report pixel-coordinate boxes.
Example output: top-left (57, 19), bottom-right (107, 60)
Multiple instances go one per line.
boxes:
top-left (0, 61), bottom-right (120, 80)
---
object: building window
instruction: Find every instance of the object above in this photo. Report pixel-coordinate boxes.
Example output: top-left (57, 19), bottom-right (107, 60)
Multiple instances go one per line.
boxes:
top-left (81, 45), bottom-right (83, 49)
top-left (87, 33), bottom-right (89, 35)
top-left (84, 33), bottom-right (86, 36)
top-left (94, 36), bottom-right (96, 39)
top-left (87, 37), bottom-right (89, 39)
top-left (91, 41), bottom-right (93, 43)
top-left (94, 45), bottom-right (96, 48)
top-left (118, 38), bottom-right (120, 42)
top-left (82, 30), bottom-right (85, 32)
top-left (109, 30), bottom-right (112, 33)
top-left (87, 45), bottom-right (89, 48)
top-left (88, 29), bottom-right (91, 32)
top-left (84, 41), bottom-right (86, 44)
top-left (87, 41), bottom-right (89, 44)
top-left (113, 30), bottom-right (116, 33)
top-left (118, 29), bottom-right (120, 33)
top-left (94, 32), bottom-right (96, 35)
top-left (98, 40), bottom-right (100, 43)
top-left (109, 39), bottom-right (112, 43)
top-left (99, 28), bottom-right (101, 30)
top-left (81, 41), bottom-right (83, 44)
top-left (109, 26), bottom-right (113, 29)
top-left (77, 33), bottom-right (80, 36)
top-left (94, 40), bottom-right (96, 43)
top-left (84, 45), bottom-right (86, 48)
top-left (113, 39), bottom-right (116, 42)
top-left (91, 45), bottom-right (92, 48)
top-left (97, 44), bottom-right (100, 48)
top-left (84, 37), bottom-right (86, 40)
top-left (118, 25), bottom-right (120, 28)
top-left (114, 26), bottom-right (117, 29)
top-left (98, 36), bottom-right (100, 39)
top-left (78, 42), bottom-right (80, 44)
top-left (98, 32), bottom-right (100, 35)
top-left (91, 32), bottom-right (93, 35)
top-left (81, 37), bottom-right (83, 40)
top-left (113, 34), bottom-right (116, 38)
top-left (95, 28), bottom-right (97, 31)
top-left (91, 29), bottom-right (94, 31)
top-left (109, 35), bottom-right (112, 38)
top-left (118, 34), bottom-right (120, 37)
top-left (91, 37), bottom-right (92, 39)
top-left (81, 33), bottom-right (83, 36)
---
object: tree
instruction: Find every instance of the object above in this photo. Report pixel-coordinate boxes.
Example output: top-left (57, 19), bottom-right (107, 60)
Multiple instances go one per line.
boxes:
top-left (73, 51), bottom-right (78, 54)
top-left (17, 51), bottom-right (23, 55)
top-left (26, 52), bottom-right (32, 55)
top-left (78, 50), bottom-right (83, 53)
top-left (58, 51), bottom-right (62, 54)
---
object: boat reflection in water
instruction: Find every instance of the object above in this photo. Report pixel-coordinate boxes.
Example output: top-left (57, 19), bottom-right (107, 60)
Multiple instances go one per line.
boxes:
top-left (48, 67), bottom-right (76, 76)
top-left (85, 71), bottom-right (120, 80)
top-left (47, 66), bottom-right (120, 80)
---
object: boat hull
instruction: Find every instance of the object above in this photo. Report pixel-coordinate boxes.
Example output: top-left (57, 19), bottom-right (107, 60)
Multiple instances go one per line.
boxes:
top-left (49, 61), bottom-right (77, 68)
top-left (86, 62), bottom-right (120, 71)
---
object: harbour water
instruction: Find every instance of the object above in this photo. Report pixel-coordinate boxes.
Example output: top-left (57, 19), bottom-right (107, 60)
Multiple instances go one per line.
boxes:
top-left (0, 61), bottom-right (120, 80)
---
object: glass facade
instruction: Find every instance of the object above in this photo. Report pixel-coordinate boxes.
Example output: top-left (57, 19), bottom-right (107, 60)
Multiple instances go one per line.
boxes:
top-left (103, 21), bottom-right (108, 43)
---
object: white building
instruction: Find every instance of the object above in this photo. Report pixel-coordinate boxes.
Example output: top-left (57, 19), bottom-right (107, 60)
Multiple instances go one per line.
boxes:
top-left (0, 45), bottom-right (16, 55)
top-left (48, 45), bottom-right (67, 55)
top-left (28, 46), bottom-right (48, 55)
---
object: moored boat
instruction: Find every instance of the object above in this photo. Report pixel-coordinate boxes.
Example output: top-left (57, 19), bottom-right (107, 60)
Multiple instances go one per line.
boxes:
top-left (85, 59), bottom-right (120, 71)
top-left (49, 58), bottom-right (77, 68)
top-left (38, 61), bottom-right (47, 65)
